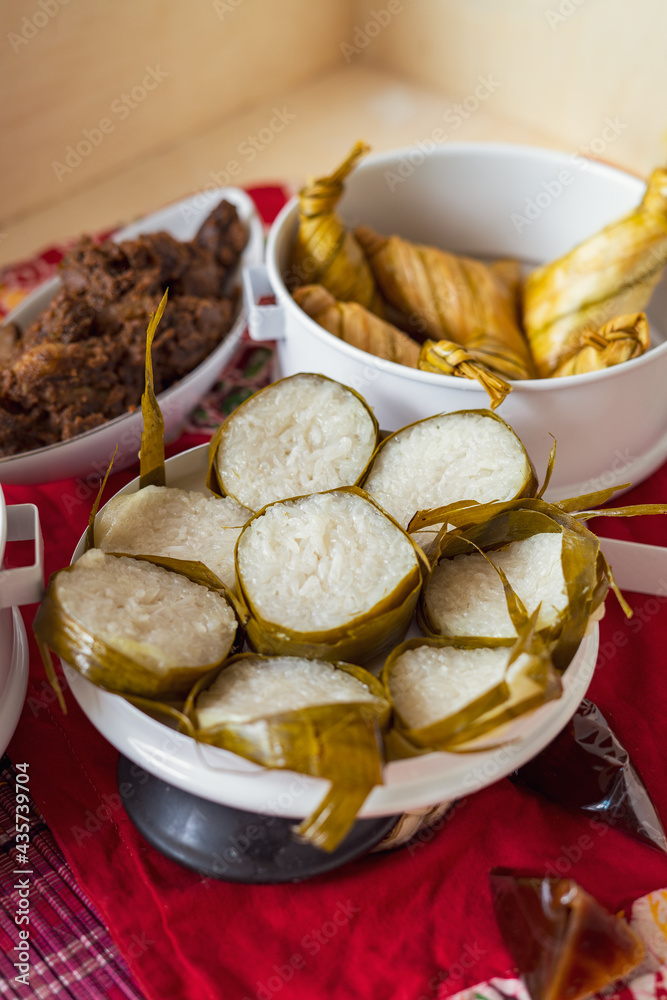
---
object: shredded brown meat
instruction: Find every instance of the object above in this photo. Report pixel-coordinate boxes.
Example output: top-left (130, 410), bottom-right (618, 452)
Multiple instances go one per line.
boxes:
top-left (0, 198), bottom-right (248, 457)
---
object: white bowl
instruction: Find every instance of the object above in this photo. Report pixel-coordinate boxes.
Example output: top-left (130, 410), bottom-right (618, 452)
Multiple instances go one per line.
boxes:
top-left (246, 142), bottom-right (667, 501)
top-left (0, 188), bottom-right (265, 485)
top-left (64, 444), bottom-right (599, 819)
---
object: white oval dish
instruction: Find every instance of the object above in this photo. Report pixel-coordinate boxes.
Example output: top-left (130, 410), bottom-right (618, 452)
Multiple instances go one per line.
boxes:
top-left (0, 188), bottom-right (265, 486)
top-left (250, 143), bottom-right (667, 502)
top-left (64, 443), bottom-right (598, 819)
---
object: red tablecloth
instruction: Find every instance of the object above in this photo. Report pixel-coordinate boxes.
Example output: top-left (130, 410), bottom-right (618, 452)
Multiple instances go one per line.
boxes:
top-left (4, 187), bottom-right (667, 1000)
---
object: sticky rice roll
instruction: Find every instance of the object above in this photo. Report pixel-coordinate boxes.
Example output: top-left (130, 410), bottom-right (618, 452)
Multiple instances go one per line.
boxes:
top-left (193, 654), bottom-right (386, 729)
top-left (423, 532), bottom-right (567, 639)
top-left (188, 653), bottom-right (391, 854)
top-left (383, 636), bottom-right (562, 753)
top-left (94, 485), bottom-right (252, 594)
top-left (33, 549), bottom-right (239, 698)
top-left (235, 487), bottom-right (423, 664)
top-left (362, 410), bottom-right (536, 554)
top-left (207, 373), bottom-right (379, 511)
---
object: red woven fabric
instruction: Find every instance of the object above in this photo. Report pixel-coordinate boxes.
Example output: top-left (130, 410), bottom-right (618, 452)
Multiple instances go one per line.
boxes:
top-left (4, 186), bottom-right (667, 999)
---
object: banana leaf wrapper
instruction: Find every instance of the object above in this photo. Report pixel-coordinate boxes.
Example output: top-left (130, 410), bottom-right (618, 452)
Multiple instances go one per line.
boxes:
top-left (524, 167), bottom-right (667, 376)
top-left (382, 624), bottom-right (562, 757)
top-left (140, 289), bottom-right (168, 488)
top-left (84, 292), bottom-right (169, 550)
top-left (288, 142), bottom-right (384, 313)
top-left (235, 487), bottom-right (425, 665)
top-left (185, 656), bottom-right (390, 852)
top-left (206, 373), bottom-right (379, 505)
top-left (417, 339), bottom-right (513, 410)
top-left (33, 553), bottom-right (246, 707)
top-left (512, 698), bottom-right (667, 853)
top-left (550, 311), bottom-right (649, 377)
top-left (292, 284), bottom-right (421, 367)
top-left (355, 225), bottom-right (535, 380)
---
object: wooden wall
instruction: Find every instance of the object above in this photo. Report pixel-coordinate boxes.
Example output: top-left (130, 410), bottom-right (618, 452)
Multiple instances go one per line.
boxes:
top-left (0, 0), bottom-right (351, 223)
top-left (351, 0), bottom-right (667, 175)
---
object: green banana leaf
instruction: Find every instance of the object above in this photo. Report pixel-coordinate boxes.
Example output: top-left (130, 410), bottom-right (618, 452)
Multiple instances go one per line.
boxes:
top-left (140, 289), bottom-right (168, 488)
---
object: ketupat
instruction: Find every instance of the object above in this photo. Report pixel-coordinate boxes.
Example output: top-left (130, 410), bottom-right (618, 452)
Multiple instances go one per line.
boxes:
top-left (417, 339), bottom-right (512, 409)
top-left (356, 225), bottom-right (535, 380)
top-left (293, 284), bottom-right (421, 367)
top-left (524, 167), bottom-right (667, 376)
top-left (288, 141), bottom-right (385, 312)
top-left (293, 285), bottom-right (512, 407)
top-left (550, 312), bottom-right (650, 377)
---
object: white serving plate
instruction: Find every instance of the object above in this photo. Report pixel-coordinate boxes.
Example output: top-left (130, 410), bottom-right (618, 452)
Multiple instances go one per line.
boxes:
top-left (0, 188), bottom-right (265, 486)
top-left (250, 142), bottom-right (667, 501)
top-left (64, 444), bottom-right (602, 819)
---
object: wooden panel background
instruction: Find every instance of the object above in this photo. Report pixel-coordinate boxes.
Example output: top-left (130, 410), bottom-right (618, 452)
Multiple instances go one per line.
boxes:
top-left (0, 0), bottom-right (352, 222)
top-left (352, 0), bottom-right (667, 176)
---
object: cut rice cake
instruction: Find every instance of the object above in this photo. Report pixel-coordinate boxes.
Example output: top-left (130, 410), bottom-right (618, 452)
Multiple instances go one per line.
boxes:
top-left (424, 532), bottom-right (567, 638)
top-left (388, 643), bottom-right (514, 731)
top-left (362, 410), bottom-right (535, 552)
top-left (383, 638), bottom-right (562, 751)
top-left (195, 655), bottom-right (382, 728)
top-left (210, 373), bottom-right (378, 510)
top-left (190, 652), bottom-right (390, 853)
top-left (94, 485), bottom-right (252, 593)
top-left (236, 489), bottom-right (422, 662)
top-left (34, 549), bottom-right (238, 697)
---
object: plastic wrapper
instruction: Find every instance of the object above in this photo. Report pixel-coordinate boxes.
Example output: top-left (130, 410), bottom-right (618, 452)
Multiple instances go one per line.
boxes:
top-left (513, 698), bottom-right (667, 853)
top-left (490, 870), bottom-right (646, 999)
